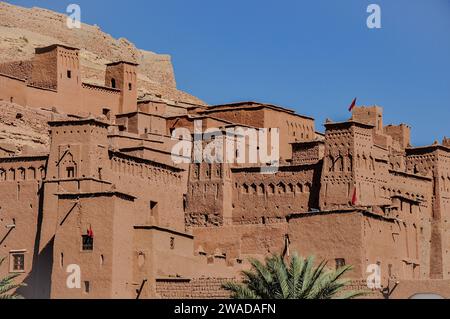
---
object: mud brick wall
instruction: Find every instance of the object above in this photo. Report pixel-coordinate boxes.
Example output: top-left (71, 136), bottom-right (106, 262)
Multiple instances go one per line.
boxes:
top-left (156, 278), bottom-right (235, 299)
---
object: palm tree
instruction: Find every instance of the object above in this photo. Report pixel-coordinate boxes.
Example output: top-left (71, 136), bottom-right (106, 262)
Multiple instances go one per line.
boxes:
top-left (223, 253), bottom-right (364, 299)
top-left (0, 257), bottom-right (24, 299)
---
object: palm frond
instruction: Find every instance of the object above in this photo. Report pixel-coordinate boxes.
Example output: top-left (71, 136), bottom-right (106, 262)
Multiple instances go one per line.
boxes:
top-left (223, 252), bottom-right (361, 300)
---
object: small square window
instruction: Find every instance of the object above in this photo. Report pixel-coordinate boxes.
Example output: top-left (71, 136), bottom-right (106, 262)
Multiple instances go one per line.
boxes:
top-left (67, 70), bottom-right (72, 79)
top-left (10, 252), bottom-right (25, 272)
top-left (335, 258), bottom-right (346, 269)
top-left (82, 235), bottom-right (93, 251)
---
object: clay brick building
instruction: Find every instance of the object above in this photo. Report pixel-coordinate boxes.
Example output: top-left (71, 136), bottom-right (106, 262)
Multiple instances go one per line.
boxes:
top-left (1, 44), bottom-right (450, 299)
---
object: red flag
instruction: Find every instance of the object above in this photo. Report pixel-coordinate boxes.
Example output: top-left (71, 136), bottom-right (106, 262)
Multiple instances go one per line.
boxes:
top-left (351, 187), bottom-right (358, 206)
top-left (348, 98), bottom-right (357, 112)
top-left (87, 226), bottom-right (94, 238)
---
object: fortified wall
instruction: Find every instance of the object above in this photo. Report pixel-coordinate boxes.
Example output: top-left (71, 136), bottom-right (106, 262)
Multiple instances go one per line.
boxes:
top-left (0, 45), bottom-right (450, 299)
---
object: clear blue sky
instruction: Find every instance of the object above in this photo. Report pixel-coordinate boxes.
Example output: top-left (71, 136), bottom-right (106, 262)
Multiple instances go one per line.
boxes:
top-left (5, 0), bottom-right (450, 145)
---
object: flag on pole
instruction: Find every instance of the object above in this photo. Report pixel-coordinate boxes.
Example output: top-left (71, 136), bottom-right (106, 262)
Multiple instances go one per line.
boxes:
top-left (348, 98), bottom-right (357, 112)
top-left (87, 225), bottom-right (94, 238)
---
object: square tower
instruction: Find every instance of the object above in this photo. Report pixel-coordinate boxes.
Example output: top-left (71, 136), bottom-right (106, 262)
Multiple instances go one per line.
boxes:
top-left (352, 106), bottom-right (383, 134)
top-left (105, 61), bottom-right (138, 114)
top-left (30, 44), bottom-right (81, 91)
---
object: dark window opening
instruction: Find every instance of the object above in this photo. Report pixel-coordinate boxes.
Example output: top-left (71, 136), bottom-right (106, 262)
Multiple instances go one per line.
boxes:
top-left (67, 166), bottom-right (75, 178)
top-left (335, 258), bottom-right (346, 269)
top-left (84, 281), bottom-right (90, 293)
top-left (11, 253), bottom-right (25, 272)
top-left (111, 78), bottom-right (116, 88)
top-left (67, 70), bottom-right (72, 79)
top-left (128, 83), bottom-right (132, 90)
top-left (82, 235), bottom-right (94, 251)
top-left (102, 108), bottom-right (111, 120)
top-left (150, 201), bottom-right (158, 216)
top-left (170, 237), bottom-right (175, 250)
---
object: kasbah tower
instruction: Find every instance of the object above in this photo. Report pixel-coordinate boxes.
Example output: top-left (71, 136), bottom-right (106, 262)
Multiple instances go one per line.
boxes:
top-left (1, 4), bottom-right (450, 300)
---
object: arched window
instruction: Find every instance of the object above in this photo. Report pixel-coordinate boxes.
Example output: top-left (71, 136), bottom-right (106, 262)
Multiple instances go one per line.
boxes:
top-left (28, 167), bottom-right (36, 180)
top-left (17, 167), bottom-right (25, 180)
top-left (268, 184), bottom-right (275, 194)
top-left (336, 156), bottom-right (344, 172)
top-left (304, 183), bottom-right (311, 193)
top-left (258, 184), bottom-right (265, 195)
top-left (328, 155), bottom-right (334, 172)
top-left (288, 183), bottom-right (294, 193)
top-left (278, 183), bottom-right (286, 194)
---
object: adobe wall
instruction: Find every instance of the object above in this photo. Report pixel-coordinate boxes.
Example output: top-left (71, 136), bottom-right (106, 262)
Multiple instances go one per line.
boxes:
top-left (25, 85), bottom-right (58, 110)
top-left (0, 45), bottom-right (137, 117)
top-left (155, 278), bottom-right (233, 299)
top-left (29, 47), bottom-right (57, 89)
top-left (197, 106), bottom-right (316, 160)
top-left (0, 73), bottom-right (27, 105)
top-left (230, 164), bottom-right (320, 224)
top-left (291, 141), bottom-right (325, 165)
top-left (287, 212), bottom-right (365, 278)
top-left (109, 152), bottom-right (185, 232)
top-left (185, 162), bottom-right (227, 227)
top-left (138, 99), bottom-right (189, 117)
top-left (0, 156), bottom-right (47, 298)
top-left (352, 106), bottom-right (383, 133)
top-left (192, 223), bottom-right (288, 262)
top-left (385, 171), bottom-right (433, 279)
top-left (133, 226), bottom-right (239, 299)
top-left (384, 124), bottom-right (411, 149)
top-left (50, 193), bottom-right (136, 299)
top-left (81, 83), bottom-right (121, 116)
top-left (263, 108), bottom-right (315, 160)
top-left (105, 62), bottom-right (138, 114)
top-left (406, 147), bottom-right (450, 279)
top-left (0, 60), bottom-right (33, 80)
top-left (320, 122), bottom-right (358, 210)
top-left (116, 112), bottom-right (168, 136)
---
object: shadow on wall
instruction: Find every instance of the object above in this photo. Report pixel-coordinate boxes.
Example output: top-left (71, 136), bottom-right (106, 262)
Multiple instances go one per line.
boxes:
top-left (17, 184), bottom-right (53, 299)
top-left (308, 160), bottom-right (323, 210)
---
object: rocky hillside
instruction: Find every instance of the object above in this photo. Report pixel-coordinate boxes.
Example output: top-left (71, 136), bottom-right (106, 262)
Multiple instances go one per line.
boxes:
top-left (0, 101), bottom-right (70, 155)
top-left (0, 2), bottom-right (205, 105)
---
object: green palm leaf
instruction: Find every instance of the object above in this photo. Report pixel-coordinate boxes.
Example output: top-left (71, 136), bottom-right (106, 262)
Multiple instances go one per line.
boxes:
top-left (223, 252), bottom-right (365, 299)
top-left (0, 256), bottom-right (25, 299)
